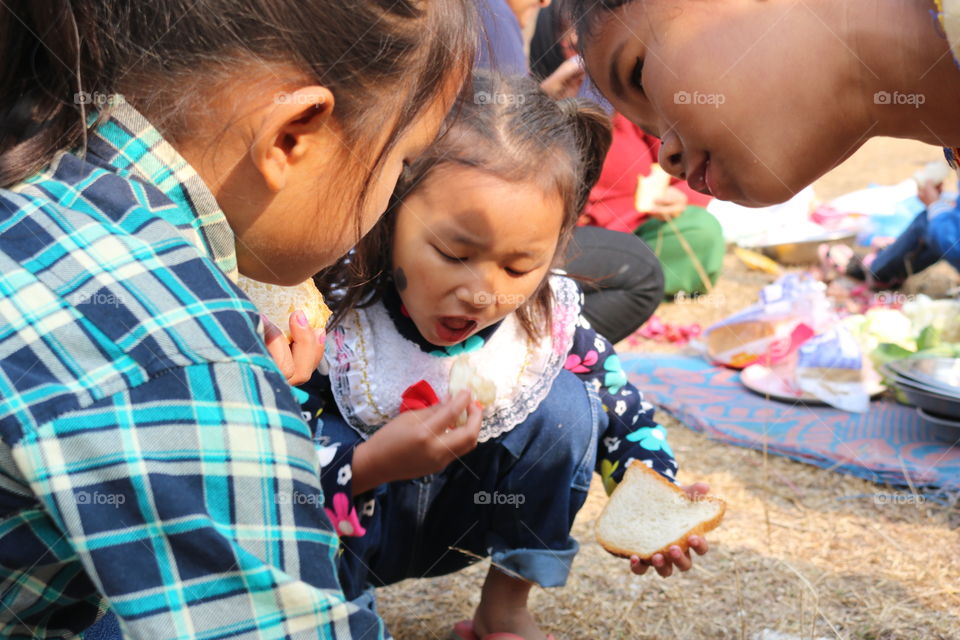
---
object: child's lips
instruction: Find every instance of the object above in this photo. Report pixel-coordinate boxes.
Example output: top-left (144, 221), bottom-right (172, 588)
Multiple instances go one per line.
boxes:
top-left (687, 154), bottom-right (714, 197)
top-left (435, 316), bottom-right (478, 343)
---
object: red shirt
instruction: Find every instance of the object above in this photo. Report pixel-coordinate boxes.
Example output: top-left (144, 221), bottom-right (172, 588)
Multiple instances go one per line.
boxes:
top-left (582, 113), bottom-right (712, 233)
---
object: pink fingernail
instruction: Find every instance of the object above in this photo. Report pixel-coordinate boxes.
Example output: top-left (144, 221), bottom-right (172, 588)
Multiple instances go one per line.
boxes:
top-left (295, 310), bottom-right (308, 327)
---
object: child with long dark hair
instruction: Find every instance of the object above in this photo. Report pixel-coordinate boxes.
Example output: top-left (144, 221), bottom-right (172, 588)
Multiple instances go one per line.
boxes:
top-left (304, 72), bottom-right (712, 640)
top-left (0, 2), bottom-right (474, 637)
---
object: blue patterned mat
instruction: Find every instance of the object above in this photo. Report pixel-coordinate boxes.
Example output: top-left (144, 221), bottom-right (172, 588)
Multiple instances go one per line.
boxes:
top-left (623, 354), bottom-right (960, 493)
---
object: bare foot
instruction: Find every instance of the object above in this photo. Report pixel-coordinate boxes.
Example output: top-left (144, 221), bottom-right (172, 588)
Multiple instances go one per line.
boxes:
top-left (472, 567), bottom-right (550, 639)
top-left (473, 604), bottom-right (548, 639)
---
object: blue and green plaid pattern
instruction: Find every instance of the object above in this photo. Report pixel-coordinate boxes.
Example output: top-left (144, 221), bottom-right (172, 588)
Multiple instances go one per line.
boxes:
top-left (0, 98), bottom-right (383, 639)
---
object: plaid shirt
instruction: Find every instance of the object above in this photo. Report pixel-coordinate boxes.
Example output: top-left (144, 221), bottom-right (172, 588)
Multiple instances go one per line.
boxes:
top-left (0, 98), bottom-right (384, 639)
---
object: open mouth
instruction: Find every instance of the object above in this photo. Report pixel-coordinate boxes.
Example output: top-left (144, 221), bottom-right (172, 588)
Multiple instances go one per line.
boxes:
top-left (435, 316), bottom-right (478, 344)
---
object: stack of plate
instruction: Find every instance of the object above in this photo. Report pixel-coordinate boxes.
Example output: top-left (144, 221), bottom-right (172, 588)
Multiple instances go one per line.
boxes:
top-left (881, 357), bottom-right (960, 444)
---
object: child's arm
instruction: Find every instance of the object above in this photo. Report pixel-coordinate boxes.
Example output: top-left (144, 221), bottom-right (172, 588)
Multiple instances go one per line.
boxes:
top-left (296, 371), bottom-right (482, 538)
top-left (564, 318), bottom-right (713, 577)
top-left (564, 317), bottom-right (678, 495)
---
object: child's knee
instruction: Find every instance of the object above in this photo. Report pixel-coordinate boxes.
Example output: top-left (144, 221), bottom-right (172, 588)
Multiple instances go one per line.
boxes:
top-left (503, 370), bottom-right (603, 491)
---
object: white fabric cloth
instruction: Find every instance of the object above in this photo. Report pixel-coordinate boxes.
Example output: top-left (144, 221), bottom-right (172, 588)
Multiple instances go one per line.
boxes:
top-left (325, 275), bottom-right (582, 442)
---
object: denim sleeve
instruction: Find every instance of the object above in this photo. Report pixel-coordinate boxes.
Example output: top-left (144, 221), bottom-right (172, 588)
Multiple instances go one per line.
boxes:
top-left (928, 204), bottom-right (960, 268)
top-left (11, 362), bottom-right (384, 640)
top-left (563, 318), bottom-right (678, 494)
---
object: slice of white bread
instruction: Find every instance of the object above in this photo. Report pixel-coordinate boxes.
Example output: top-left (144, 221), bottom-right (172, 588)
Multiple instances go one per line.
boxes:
top-left (448, 355), bottom-right (497, 425)
top-left (596, 461), bottom-right (726, 560)
top-left (635, 163), bottom-right (672, 212)
top-left (237, 276), bottom-right (332, 342)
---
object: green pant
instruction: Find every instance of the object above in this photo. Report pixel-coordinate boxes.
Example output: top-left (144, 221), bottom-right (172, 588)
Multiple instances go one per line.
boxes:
top-left (636, 205), bottom-right (725, 296)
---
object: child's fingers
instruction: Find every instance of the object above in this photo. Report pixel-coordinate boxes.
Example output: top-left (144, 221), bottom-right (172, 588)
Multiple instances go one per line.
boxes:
top-left (440, 400), bottom-right (482, 456)
top-left (684, 482), bottom-right (710, 498)
top-left (286, 310), bottom-right (324, 385)
top-left (667, 545), bottom-right (693, 571)
top-left (629, 556), bottom-right (650, 575)
top-left (262, 314), bottom-right (295, 380)
top-left (650, 553), bottom-right (673, 578)
top-left (422, 391), bottom-right (472, 436)
top-left (688, 535), bottom-right (709, 556)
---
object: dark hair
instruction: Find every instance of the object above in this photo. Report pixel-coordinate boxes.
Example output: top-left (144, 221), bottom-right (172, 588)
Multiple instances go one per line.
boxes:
top-left (318, 71), bottom-right (612, 340)
top-left (529, 4), bottom-right (572, 81)
top-left (559, 0), bottom-right (637, 49)
top-left (0, 0), bottom-right (477, 217)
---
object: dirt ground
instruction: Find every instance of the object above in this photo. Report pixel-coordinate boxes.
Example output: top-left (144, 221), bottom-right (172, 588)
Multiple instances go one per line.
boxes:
top-left (375, 138), bottom-right (960, 640)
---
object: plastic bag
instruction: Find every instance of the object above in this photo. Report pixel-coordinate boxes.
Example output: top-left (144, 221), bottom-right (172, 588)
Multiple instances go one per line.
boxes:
top-left (704, 274), bottom-right (832, 368)
top-left (796, 326), bottom-right (869, 413)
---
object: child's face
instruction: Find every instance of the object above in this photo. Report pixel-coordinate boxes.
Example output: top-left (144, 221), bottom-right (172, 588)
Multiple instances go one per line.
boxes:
top-left (193, 77), bottom-right (457, 287)
top-left (392, 165), bottom-right (563, 347)
top-left (580, 1), bottom-right (865, 206)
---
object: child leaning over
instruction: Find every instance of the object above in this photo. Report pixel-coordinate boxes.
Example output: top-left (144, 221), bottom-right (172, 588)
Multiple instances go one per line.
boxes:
top-left (297, 72), bottom-right (711, 640)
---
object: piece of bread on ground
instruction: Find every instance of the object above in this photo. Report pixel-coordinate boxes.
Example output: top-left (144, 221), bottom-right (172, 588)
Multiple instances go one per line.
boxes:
top-left (237, 276), bottom-right (332, 342)
top-left (596, 461), bottom-right (726, 560)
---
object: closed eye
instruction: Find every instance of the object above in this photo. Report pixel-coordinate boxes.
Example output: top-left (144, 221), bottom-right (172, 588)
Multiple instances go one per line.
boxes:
top-left (434, 245), bottom-right (466, 262)
top-left (630, 56), bottom-right (645, 94)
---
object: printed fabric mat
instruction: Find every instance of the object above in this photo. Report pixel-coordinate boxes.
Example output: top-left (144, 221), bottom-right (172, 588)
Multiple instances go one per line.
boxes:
top-left (622, 354), bottom-right (960, 493)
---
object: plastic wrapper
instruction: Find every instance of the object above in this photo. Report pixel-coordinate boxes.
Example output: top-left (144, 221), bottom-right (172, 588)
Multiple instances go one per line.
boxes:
top-left (796, 326), bottom-right (869, 413)
top-left (704, 274), bottom-right (832, 368)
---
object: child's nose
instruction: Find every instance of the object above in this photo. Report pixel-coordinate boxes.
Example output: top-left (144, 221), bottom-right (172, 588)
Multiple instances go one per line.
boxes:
top-left (658, 131), bottom-right (686, 181)
top-left (456, 275), bottom-right (497, 309)
top-left (458, 285), bottom-right (490, 309)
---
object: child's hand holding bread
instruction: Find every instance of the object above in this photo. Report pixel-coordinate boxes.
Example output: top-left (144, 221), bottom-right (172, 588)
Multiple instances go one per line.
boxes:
top-left (351, 393), bottom-right (483, 495)
top-left (238, 277), bottom-right (332, 386)
top-left (597, 462), bottom-right (724, 578)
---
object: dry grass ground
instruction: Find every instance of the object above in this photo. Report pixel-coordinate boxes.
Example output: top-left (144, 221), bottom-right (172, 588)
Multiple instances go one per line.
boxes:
top-left (375, 139), bottom-right (960, 640)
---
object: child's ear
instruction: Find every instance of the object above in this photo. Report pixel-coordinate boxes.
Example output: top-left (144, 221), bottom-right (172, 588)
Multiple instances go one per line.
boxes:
top-left (250, 86), bottom-right (336, 192)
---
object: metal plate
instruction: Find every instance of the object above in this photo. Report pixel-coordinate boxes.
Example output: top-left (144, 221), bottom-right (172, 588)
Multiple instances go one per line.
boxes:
top-left (888, 357), bottom-right (960, 398)
top-left (917, 409), bottom-right (960, 445)
top-left (899, 383), bottom-right (960, 419)
top-left (745, 231), bottom-right (857, 265)
top-left (741, 363), bottom-right (886, 405)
